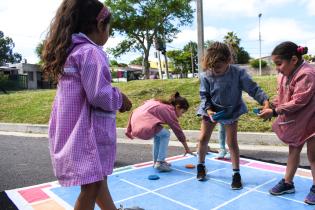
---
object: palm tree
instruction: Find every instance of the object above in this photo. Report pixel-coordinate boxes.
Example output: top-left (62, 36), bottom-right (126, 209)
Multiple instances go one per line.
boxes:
top-left (204, 40), bottom-right (215, 48)
top-left (224, 32), bottom-right (241, 63)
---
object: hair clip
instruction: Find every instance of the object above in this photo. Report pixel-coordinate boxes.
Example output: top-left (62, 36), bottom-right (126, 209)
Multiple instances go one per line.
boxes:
top-left (96, 6), bottom-right (110, 22)
top-left (297, 46), bottom-right (304, 54)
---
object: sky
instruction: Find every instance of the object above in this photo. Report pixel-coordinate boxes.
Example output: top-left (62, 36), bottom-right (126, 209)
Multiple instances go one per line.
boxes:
top-left (1, 0), bottom-right (315, 64)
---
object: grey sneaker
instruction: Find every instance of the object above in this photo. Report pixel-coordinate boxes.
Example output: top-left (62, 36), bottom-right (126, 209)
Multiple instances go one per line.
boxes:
top-left (269, 179), bottom-right (295, 195)
top-left (304, 185), bottom-right (315, 205)
top-left (154, 161), bottom-right (172, 172)
top-left (118, 204), bottom-right (145, 210)
top-left (160, 160), bottom-right (172, 166)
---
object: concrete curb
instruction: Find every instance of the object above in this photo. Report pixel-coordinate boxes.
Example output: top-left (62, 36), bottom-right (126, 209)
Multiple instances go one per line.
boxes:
top-left (0, 122), bottom-right (285, 146)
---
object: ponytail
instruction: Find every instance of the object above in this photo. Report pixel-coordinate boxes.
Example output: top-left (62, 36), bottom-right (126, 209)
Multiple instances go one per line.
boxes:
top-left (158, 92), bottom-right (189, 110)
top-left (272, 41), bottom-right (308, 61)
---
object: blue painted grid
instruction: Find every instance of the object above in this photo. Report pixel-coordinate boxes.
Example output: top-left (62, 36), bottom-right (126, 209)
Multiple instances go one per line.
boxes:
top-left (50, 153), bottom-right (314, 210)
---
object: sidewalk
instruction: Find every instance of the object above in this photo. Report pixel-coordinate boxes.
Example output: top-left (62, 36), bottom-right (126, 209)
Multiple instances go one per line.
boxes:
top-left (0, 122), bottom-right (285, 146)
top-left (0, 122), bottom-right (298, 154)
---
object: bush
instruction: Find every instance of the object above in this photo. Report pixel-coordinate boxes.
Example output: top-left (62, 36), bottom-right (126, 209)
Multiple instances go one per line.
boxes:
top-left (250, 59), bottom-right (267, 68)
top-left (0, 74), bottom-right (16, 90)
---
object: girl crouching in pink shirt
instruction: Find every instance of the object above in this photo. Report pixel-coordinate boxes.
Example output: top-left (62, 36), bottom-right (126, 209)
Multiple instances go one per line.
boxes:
top-left (126, 92), bottom-right (194, 172)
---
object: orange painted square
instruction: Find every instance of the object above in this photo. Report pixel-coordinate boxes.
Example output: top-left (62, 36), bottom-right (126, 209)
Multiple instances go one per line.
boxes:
top-left (32, 199), bottom-right (65, 210)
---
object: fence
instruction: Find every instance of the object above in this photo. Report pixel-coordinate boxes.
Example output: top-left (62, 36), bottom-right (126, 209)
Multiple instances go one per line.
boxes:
top-left (0, 74), bottom-right (28, 91)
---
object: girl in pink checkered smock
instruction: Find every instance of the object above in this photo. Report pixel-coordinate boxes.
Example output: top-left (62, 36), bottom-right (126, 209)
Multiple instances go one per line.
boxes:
top-left (42, 1), bottom-right (143, 210)
top-left (259, 41), bottom-right (315, 205)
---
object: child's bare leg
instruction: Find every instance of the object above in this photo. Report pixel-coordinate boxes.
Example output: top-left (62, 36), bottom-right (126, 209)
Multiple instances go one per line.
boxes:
top-left (225, 122), bottom-right (239, 170)
top-left (96, 178), bottom-right (117, 210)
top-left (198, 119), bottom-right (215, 163)
top-left (285, 144), bottom-right (303, 183)
top-left (307, 137), bottom-right (315, 185)
top-left (74, 181), bottom-right (102, 210)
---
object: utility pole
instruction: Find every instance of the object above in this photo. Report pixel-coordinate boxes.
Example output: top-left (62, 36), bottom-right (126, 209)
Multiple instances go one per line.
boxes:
top-left (191, 45), bottom-right (195, 74)
top-left (196, 0), bottom-right (204, 74)
top-left (258, 13), bottom-right (262, 76)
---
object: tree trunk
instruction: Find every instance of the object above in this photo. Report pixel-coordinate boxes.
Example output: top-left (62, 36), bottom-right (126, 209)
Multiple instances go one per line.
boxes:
top-left (143, 51), bottom-right (150, 79)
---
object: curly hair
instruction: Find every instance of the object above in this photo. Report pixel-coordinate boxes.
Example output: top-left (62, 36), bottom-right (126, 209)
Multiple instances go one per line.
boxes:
top-left (42, 0), bottom-right (111, 82)
top-left (202, 42), bottom-right (231, 71)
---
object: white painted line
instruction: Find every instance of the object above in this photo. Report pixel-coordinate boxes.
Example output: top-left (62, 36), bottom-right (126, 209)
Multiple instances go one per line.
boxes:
top-left (173, 167), bottom-right (226, 176)
top-left (42, 188), bottom-right (74, 210)
top-left (211, 178), bottom-right (277, 210)
top-left (207, 156), bottom-right (312, 180)
top-left (114, 191), bottom-right (151, 204)
top-left (0, 131), bottom-right (48, 137)
top-left (120, 179), bottom-right (198, 210)
top-left (254, 189), bottom-right (308, 205)
top-left (116, 168), bottom-right (226, 209)
top-left (5, 190), bottom-right (33, 210)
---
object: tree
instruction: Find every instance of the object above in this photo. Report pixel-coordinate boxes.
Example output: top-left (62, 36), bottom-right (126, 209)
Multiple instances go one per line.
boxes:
top-left (183, 41), bottom-right (197, 73)
top-left (204, 40), bottom-right (215, 48)
top-left (303, 54), bottom-right (315, 62)
top-left (0, 31), bottom-right (22, 65)
top-left (223, 31), bottom-right (240, 63)
top-left (237, 47), bottom-right (250, 64)
top-left (104, 0), bottom-right (194, 79)
top-left (223, 32), bottom-right (251, 64)
top-left (35, 41), bottom-right (44, 65)
top-left (166, 49), bottom-right (191, 74)
top-left (110, 60), bottom-right (119, 67)
top-left (129, 56), bottom-right (143, 65)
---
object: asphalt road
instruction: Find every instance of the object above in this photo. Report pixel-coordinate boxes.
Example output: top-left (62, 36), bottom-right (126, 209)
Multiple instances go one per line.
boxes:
top-left (0, 134), bottom-right (310, 192)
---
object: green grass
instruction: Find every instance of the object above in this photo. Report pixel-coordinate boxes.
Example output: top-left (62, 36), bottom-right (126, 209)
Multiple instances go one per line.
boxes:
top-left (0, 75), bottom-right (277, 132)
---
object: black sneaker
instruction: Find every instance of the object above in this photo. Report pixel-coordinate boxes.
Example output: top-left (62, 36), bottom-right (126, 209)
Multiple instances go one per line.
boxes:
top-left (197, 164), bottom-right (207, 181)
top-left (231, 173), bottom-right (243, 190)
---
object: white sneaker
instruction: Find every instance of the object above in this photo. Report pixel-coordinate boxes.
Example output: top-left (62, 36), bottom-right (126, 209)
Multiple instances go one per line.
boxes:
top-left (154, 161), bottom-right (172, 172)
top-left (217, 149), bottom-right (226, 159)
top-left (224, 151), bottom-right (231, 160)
top-left (118, 205), bottom-right (145, 210)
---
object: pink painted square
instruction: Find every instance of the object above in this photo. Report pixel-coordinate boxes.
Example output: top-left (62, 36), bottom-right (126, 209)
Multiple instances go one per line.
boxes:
top-left (18, 184), bottom-right (52, 203)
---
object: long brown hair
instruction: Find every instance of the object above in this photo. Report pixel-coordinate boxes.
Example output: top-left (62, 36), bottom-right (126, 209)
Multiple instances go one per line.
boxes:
top-left (42, 0), bottom-right (111, 82)
top-left (158, 92), bottom-right (189, 110)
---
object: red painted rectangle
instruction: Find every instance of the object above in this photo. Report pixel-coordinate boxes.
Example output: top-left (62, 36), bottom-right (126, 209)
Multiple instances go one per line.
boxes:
top-left (18, 184), bottom-right (52, 203)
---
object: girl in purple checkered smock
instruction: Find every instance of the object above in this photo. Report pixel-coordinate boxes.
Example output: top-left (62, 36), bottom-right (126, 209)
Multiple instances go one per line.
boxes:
top-left (42, 1), bottom-right (142, 210)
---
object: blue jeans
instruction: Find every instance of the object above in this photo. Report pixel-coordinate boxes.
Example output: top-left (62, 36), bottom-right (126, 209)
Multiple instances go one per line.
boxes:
top-left (153, 128), bottom-right (170, 162)
top-left (218, 123), bottom-right (226, 150)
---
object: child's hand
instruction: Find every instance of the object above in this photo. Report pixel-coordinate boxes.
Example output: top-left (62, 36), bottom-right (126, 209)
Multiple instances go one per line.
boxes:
top-left (258, 108), bottom-right (273, 121)
top-left (119, 93), bottom-right (132, 112)
top-left (207, 109), bottom-right (217, 122)
top-left (184, 149), bottom-right (196, 156)
top-left (262, 100), bottom-right (271, 110)
top-left (207, 109), bottom-right (215, 116)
